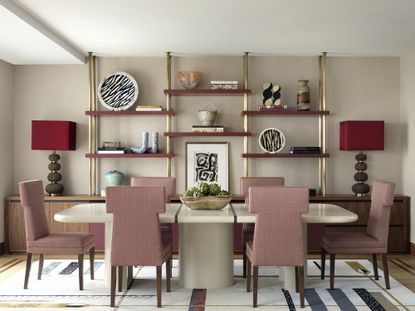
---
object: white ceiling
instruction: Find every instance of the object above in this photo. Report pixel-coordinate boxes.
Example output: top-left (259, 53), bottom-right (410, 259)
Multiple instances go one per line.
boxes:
top-left (2, 0), bottom-right (415, 64)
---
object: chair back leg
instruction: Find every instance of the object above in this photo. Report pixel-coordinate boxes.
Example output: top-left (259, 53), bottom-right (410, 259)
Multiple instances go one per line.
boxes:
top-left (118, 266), bottom-right (124, 292)
top-left (37, 254), bottom-right (44, 280)
top-left (329, 253), bottom-right (335, 290)
top-left (382, 254), bottom-right (390, 289)
top-left (246, 258), bottom-right (251, 292)
top-left (243, 242), bottom-right (247, 278)
top-left (157, 266), bottom-right (162, 308)
top-left (78, 254), bottom-right (84, 290)
top-left (24, 253), bottom-right (32, 289)
top-left (372, 254), bottom-right (379, 280)
top-left (166, 257), bottom-right (172, 292)
top-left (110, 266), bottom-right (117, 307)
top-left (298, 266), bottom-right (305, 308)
top-left (89, 247), bottom-right (95, 280)
top-left (253, 266), bottom-right (258, 308)
top-left (320, 248), bottom-right (326, 280)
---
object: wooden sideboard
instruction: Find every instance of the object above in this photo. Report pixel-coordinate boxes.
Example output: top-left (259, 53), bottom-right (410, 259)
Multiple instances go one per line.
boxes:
top-left (4, 194), bottom-right (410, 253)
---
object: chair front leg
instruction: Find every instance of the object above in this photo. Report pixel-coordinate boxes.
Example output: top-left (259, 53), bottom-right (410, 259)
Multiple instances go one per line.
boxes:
top-left (299, 266), bottom-right (305, 308)
top-left (329, 253), bottom-right (335, 290)
top-left (246, 258), bottom-right (251, 292)
top-left (89, 247), bottom-right (95, 280)
top-left (110, 266), bottom-right (117, 307)
top-left (157, 266), bottom-right (162, 308)
top-left (320, 247), bottom-right (326, 280)
top-left (253, 266), bottom-right (258, 308)
top-left (372, 254), bottom-right (379, 280)
top-left (24, 253), bottom-right (32, 289)
top-left (78, 254), bottom-right (84, 290)
top-left (382, 254), bottom-right (390, 289)
top-left (37, 254), bottom-right (44, 280)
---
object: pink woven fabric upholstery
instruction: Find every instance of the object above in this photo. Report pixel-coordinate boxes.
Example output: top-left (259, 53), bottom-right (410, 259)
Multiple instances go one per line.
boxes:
top-left (107, 186), bottom-right (172, 267)
top-left (321, 180), bottom-right (395, 254)
top-left (130, 177), bottom-right (176, 202)
top-left (19, 180), bottom-right (95, 255)
top-left (246, 186), bottom-right (308, 266)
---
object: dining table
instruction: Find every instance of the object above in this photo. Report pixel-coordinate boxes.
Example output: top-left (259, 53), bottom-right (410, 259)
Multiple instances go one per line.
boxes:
top-left (54, 202), bottom-right (358, 290)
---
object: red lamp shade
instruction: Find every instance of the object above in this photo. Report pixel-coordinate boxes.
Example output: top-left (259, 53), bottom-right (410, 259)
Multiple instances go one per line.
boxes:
top-left (32, 120), bottom-right (76, 151)
top-left (339, 120), bottom-right (384, 151)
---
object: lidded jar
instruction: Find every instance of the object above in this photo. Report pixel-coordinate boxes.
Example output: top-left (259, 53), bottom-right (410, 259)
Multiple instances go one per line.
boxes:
top-left (296, 79), bottom-right (310, 111)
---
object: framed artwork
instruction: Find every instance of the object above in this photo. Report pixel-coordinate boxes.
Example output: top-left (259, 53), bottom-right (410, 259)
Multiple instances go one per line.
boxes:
top-left (186, 142), bottom-right (229, 191)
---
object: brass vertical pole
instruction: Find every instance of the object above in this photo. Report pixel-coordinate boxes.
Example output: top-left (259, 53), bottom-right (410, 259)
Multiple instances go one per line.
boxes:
top-left (318, 52), bottom-right (327, 195)
top-left (92, 55), bottom-right (97, 195)
top-left (166, 52), bottom-right (172, 177)
top-left (88, 52), bottom-right (98, 196)
top-left (88, 52), bottom-right (94, 195)
top-left (243, 52), bottom-right (249, 177)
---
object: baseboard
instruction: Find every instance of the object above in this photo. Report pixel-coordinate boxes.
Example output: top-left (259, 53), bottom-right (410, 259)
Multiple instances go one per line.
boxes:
top-left (0, 242), bottom-right (4, 255)
top-left (411, 243), bottom-right (415, 256)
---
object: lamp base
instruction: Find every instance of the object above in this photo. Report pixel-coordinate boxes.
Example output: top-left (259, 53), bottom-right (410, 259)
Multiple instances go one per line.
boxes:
top-left (46, 151), bottom-right (64, 196)
top-left (351, 152), bottom-right (370, 196)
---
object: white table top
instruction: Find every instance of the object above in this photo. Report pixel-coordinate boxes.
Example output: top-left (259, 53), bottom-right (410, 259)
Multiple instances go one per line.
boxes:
top-left (232, 203), bottom-right (358, 224)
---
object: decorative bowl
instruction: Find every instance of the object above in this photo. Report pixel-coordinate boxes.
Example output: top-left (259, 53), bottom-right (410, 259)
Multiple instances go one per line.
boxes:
top-left (180, 195), bottom-right (232, 210)
top-left (177, 71), bottom-right (203, 89)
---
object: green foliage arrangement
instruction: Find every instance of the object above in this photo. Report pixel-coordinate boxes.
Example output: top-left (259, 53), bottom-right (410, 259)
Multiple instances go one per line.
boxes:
top-left (183, 182), bottom-right (230, 198)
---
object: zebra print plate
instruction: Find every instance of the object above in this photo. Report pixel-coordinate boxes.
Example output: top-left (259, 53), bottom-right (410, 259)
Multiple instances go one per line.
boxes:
top-left (97, 72), bottom-right (138, 111)
top-left (259, 128), bottom-right (285, 153)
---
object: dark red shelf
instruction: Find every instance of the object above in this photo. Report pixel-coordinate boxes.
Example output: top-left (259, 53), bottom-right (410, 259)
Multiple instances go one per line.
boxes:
top-left (242, 110), bottom-right (330, 116)
top-left (164, 89), bottom-right (251, 95)
top-left (85, 110), bottom-right (173, 116)
top-left (164, 132), bottom-right (251, 137)
top-left (85, 153), bottom-right (175, 158)
top-left (242, 153), bottom-right (330, 158)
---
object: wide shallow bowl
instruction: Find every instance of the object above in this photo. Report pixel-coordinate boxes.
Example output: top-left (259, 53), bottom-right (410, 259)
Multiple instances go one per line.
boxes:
top-left (180, 195), bottom-right (232, 210)
top-left (177, 71), bottom-right (203, 89)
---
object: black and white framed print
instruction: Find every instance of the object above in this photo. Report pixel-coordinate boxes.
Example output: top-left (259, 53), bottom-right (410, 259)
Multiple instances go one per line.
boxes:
top-left (186, 142), bottom-right (229, 191)
top-left (259, 128), bottom-right (285, 153)
top-left (97, 71), bottom-right (139, 111)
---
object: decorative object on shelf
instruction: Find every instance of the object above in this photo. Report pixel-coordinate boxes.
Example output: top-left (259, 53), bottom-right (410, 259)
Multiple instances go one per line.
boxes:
top-left (272, 84), bottom-right (282, 108)
top-left (259, 128), bottom-right (286, 153)
top-left (131, 132), bottom-right (149, 153)
top-left (290, 146), bottom-right (321, 154)
top-left (197, 102), bottom-right (217, 126)
top-left (297, 79), bottom-right (310, 111)
top-left (102, 141), bottom-right (121, 148)
top-left (177, 71), bottom-right (203, 89)
top-left (150, 132), bottom-right (159, 154)
top-left (97, 71), bottom-right (138, 111)
top-left (210, 80), bottom-right (239, 90)
top-left (186, 142), bottom-right (229, 190)
top-left (105, 170), bottom-right (124, 186)
top-left (262, 82), bottom-right (273, 108)
top-left (98, 141), bottom-right (126, 154)
top-left (31, 120), bottom-right (76, 196)
top-left (192, 125), bottom-right (224, 133)
top-left (340, 120), bottom-right (384, 196)
top-left (181, 182), bottom-right (231, 210)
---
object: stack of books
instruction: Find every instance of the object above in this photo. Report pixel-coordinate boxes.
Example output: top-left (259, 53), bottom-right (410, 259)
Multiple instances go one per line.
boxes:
top-left (210, 81), bottom-right (239, 90)
top-left (136, 105), bottom-right (162, 111)
top-left (289, 146), bottom-right (321, 154)
top-left (97, 147), bottom-right (127, 154)
top-left (192, 125), bottom-right (225, 133)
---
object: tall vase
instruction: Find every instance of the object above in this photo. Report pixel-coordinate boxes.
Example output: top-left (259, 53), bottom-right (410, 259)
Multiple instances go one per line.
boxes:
top-left (150, 132), bottom-right (159, 154)
top-left (132, 132), bottom-right (149, 153)
top-left (297, 79), bottom-right (310, 111)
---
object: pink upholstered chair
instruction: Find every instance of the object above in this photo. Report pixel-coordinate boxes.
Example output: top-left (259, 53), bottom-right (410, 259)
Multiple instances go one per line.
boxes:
top-left (246, 186), bottom-right (308, 308)
top-left (107, 186), bottom-right (172, 308)
top-left (240, 177), bottom-right (285, 277)
top-left (19, 180), bottom-right (95, 290)
top-left (321, 180), bottom-right (395, 289)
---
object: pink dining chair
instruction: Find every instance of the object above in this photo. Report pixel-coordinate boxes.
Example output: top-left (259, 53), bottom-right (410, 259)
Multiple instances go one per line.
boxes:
top-left (240, 177), bottom-right (285, 277)
top-left (19, 180), bottom-right (95, 290)
top-left (321, 180), bottom-right (395, 289)
top-left (246, 186), bottom-right (308, 308)
top-left (107, 186), bottom-right (172, 308)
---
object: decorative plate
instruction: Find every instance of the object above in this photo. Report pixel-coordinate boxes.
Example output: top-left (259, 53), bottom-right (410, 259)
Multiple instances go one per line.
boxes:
top-left (97, 72), bottom-right (139, 111)
top-left (258, 128), bottom-right (285, 153)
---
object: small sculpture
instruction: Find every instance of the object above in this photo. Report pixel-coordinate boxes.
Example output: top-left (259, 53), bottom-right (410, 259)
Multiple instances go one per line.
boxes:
top-left (262, 82), bottom-right (282, 109)
top-left (150, 132), bottom-right (159, 154)
top-left (131, 132), bottom-right (149, 153)
top-left (131, 132), bottom-right (159, 154)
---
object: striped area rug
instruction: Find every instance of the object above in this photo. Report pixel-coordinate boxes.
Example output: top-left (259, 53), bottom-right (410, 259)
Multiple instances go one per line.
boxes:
top-left (0, 258), bottom-right (413, 310)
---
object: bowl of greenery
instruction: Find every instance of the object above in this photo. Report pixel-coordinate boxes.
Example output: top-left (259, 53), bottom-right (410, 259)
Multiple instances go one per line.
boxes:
top-left (180, 182), bottom-right (231, 210)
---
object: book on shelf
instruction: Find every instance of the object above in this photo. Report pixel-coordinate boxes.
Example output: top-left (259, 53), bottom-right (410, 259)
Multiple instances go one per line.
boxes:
top-left (210, 80), bottom-right (239, 84)
top-left (192, 125), bottom-right (225, 132)
top-left (210, 84), bottom-right (239, 90)
top-left (97, 147), bottom-right (127, 154)
top-left (289, 146), bottom-right (321, 154)
top-left (136, 105), bottom-right (162, 111)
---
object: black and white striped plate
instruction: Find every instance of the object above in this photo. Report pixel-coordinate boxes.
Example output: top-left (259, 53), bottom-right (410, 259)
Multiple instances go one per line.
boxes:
top-left (97, 71), bottom-right (138, 111)
top-left (259, 128), bottom-right (285, 153)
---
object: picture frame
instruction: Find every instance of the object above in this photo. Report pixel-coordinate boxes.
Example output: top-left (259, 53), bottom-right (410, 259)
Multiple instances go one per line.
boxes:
top-left (185, 142), bottom-right (229, 191)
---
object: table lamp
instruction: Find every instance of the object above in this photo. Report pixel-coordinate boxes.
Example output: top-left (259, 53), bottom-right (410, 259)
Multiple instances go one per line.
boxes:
top-left (339, 120), bottom-right (384, 196)
top-left (32, 120), bottom-right (76, 196)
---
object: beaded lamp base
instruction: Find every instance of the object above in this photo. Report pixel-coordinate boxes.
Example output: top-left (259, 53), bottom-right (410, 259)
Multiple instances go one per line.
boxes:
top-left (45, 151), bottom-right (64, 196)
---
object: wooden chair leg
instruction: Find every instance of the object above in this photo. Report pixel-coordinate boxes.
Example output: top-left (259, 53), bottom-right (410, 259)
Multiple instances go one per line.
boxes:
top-left (37, 254), bottom-right (44, 280)
top-left (110, 266), bottom-right (116, 307)
top-left (127, 266), bottom-right (133, 289)
top-left (295, 266), bottom-right (299, 293)
top-left (372, 254), bottom-right (379, 280)
top-left (118, 266), bottom-right (123, 292)
top-left (382, 253), bottom-right (390, 289)
top-left (246, 258), bottom-right (251, 292)
top-left (89, 247), bottom-right (95, 280)
top-left (78, 254), bottom-right (84, 290)
top-left (320, 247), bottom-right (326, 280)
top-left (157, 266), bottom-right (162, 308)
top-left (166, 257), bottom-right (172, 292)
top-left (299, 266), bottom-right (305, 308)
top-left (329, 253), bottom-right (335, 290)
top-left (253, 266), bottom-right (258, 308)
top-left (243, 241), bottom-right (247, 278)
top-left (24, 253), bottom-right (32, 289)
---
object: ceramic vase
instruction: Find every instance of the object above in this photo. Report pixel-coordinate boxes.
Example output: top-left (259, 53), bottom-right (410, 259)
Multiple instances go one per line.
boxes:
top-left (150, 132), bottom-right (159, 153)
top-left (297, 79), bottom-right (310, 111)
top-left (105, 170), bottom-right (124, 186)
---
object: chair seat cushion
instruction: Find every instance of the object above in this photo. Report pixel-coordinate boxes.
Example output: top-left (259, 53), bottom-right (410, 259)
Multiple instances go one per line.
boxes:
top-left (321, 232), bottom-right (386, 254)
top-left (27, 233), bottom-right (95, 255)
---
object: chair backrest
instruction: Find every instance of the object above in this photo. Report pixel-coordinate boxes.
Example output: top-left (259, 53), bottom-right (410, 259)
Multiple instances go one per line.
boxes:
top-left (18, 180), bottom-right (49, 242)
top-left (130, 176), bottom-right (176, 203)
top-left (367, 180), bottom-right (395, 245)
top-left (250, 186), bottom-right (308, 267)
top-left (240, 177), bottom-right (285, 203)
top-left (107, 186), bottom-right (165, 266)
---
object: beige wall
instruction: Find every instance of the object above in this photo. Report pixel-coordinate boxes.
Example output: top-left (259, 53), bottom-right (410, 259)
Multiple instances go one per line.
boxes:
top-left (0, 59), bottom-right (14, 243)
top-left (400, 54), bottom-right (415, 243)
top-left (12, 56), bottom-right (401, 197)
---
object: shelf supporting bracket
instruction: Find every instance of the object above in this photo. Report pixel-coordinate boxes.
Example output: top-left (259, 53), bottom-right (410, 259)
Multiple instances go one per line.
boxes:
top-left (88, 52), bottom-right (98, 195)
top-left (318, 52), bottom-right (327, 195)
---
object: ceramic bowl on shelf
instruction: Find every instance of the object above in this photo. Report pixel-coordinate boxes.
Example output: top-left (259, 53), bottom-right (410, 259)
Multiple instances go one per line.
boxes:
top-left (180, 195), bottom-right (232, 210)
top-left (177, 71), bottom-right (203, 89)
